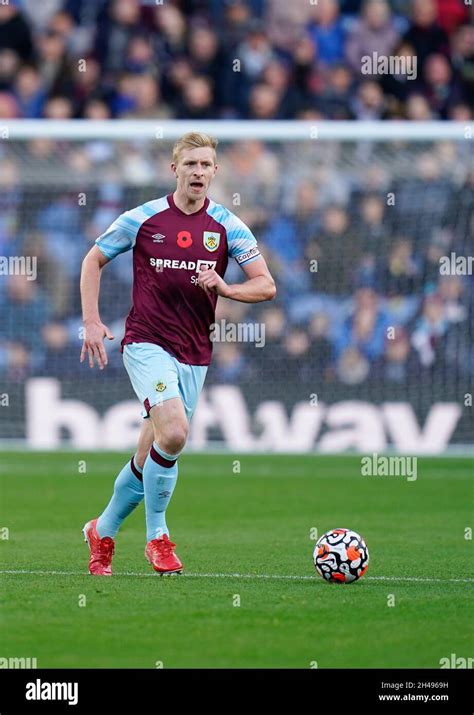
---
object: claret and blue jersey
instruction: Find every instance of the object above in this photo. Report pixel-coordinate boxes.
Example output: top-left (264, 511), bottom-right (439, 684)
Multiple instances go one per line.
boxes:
top-left (95, 194), bottom-right (261, 365)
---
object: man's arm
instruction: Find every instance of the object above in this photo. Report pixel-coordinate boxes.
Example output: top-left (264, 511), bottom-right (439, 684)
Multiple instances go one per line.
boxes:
top-left (80, 245), bottom-right (115, 369)
top-left (197, 256), bottom-right (276, 303)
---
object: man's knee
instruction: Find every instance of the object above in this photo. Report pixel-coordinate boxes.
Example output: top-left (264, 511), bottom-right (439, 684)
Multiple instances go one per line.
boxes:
top-left (157, 422), bottom-right (188, 457)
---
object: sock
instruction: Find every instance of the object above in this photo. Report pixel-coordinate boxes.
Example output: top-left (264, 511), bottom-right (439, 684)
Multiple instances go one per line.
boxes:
top-left (96, 456), bottom-right (144, 538)
top-left (143, 442), bottom-right (179, 542)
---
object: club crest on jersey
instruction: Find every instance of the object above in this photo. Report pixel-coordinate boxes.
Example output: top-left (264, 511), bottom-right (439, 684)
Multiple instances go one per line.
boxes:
top-left (203, 231), bottom-right (220, 252)
top-left (155, 381), bottom-right (166, 392)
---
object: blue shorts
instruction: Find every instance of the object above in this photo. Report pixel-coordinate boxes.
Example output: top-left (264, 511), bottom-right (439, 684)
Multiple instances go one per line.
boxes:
top-left (123, 342), bottom-right (208, 422)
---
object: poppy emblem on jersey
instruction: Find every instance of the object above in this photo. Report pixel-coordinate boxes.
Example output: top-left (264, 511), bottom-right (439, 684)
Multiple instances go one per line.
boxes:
top-left (203, 231), bottom-right (220, 252)
top-left (177, 230), bottom-right (193, 248)
top-left (155, 382), bottom-right (166, 392)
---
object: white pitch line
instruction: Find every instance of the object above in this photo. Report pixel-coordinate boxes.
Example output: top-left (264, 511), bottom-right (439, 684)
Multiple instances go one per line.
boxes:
top-left (0, 569), bottom-right (472, 584)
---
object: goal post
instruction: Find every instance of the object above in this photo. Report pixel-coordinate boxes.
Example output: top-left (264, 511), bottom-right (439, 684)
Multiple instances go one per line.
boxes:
top-left (0, 120), bottom-right (472, 453)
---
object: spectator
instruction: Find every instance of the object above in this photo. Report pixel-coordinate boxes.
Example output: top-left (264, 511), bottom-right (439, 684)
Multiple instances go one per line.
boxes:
top-left (36, 29), bottom-right (74, 96)
top-left (334, 287), bottom-right (389, 362)
top-left (0, 48), bottom-right (21, 90)
top-left (237, 20), bottom-right (275, 81)
top-left (405, 92), bottom-right (434, 119)
top-left (346, 0), bottom-right (399, 77)
top-left (187, 26), bottom-right (223, 106)
top-left (438, 276), bottom-right (468, 326)
top-left (161, 56), bottom-right (194, 111)
top-left (380, 238), bottom-right (422, 297)
top-left (152, 3), bottom-right (186, 63)
top-left (421, 53), bottom-right (465, 119)
top-left (378, 328), bottom-right (415, 383)
top-left (213, 140), bottom-right (278, 230)
top-left (13, 64), bottom-right (46, 118)
top-left (403, 0), bottom-right (449, 72)
top-left (82, 97), bottom-right (112, 119)
top-left (392, 153), bottom-right (453, 240)
top-left (247, 82), bottom-right (281, 119)
top-left (0, 341), bottom-right (31, 382)
top-left (263, 181), bottom-right (319, 264)
top-left (259, 305), bottom-right (286, 349)
top-left (264, 0), bottom-right (313, 53)
top-left (121, 73), bottom-right (172, 119)
top-left (177, 75), bottom-right (214, 120)
top-left (350, 79), bottom-right (387, 119)
top-left (48, 10), bottom-right (87, 56)
top-left (422, 232), bottom-right (452, 289)
top-left (94, 0), bottom-right (142, 72)
top-left (291, 34), bottom-right (318, 108)
top-left (261, 59), bottom-right (302, 119)
top-left (336, 346), bottom-right (371, 384)
top-left (220, 1), bottom-right (252, 48)
top-left (0, 274), bottom-right (52, 354)
top-left (0, 159), bottom-right (21, 259)
top-left (354, 193), bottom-right (390, 256)
top-left (39, 322), bottom-right (80, 376)
top-left (305, 205), bottom-right (361, 296)
top-left (0, 3), bottom-right (33, 60)
top-left (448, 103), bottom-right (472, 122)
top-left (434, 0), bottom-right (469, 36)
top-left (281, 328), bottom-right (313, 385)
top-left (308, 312), bottom-right (333, 375)
top-left (36, 194), bottom-right (86, 277)
top-left (22, 232), bottom-right (71, 317)
top-left (317, 62), bottom-right (354, 119)
top-left (451, 25), bottom-right (474, 105)
top-left (72, 57), bottom-right (110, 113)
top-left (411, 294), bottom-right (447, 367)
top-left (306, 0), bottom-right (346, 67)
top-left (208, 343), bottom-right (250, 383)
top-left (42, 94), bottom-right (74, 118)
top-left (124, 33), bottom-right (156, 75)
top-left (380, 39), bottom-right (418, 107)
top-left (21, 0), bottom-right (64, 32)
top-left (0, 90), bottom-right (20, 118)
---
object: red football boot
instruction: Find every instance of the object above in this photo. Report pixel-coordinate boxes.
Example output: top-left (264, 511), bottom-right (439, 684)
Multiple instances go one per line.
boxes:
top-left (145, 534), bottom-right (183, 574)
top-left (83, 518), bottom-right (115, 576)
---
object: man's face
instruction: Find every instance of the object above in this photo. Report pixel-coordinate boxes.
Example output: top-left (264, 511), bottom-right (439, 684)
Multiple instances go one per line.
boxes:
top-left (172, 147), bottom-right (217, 200)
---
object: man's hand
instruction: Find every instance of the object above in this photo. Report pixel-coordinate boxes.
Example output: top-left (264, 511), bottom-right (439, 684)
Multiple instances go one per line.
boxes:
top-left (80, 319), bottom-right (114, 370)
top-left (197, 268), bottom-right (230, 297)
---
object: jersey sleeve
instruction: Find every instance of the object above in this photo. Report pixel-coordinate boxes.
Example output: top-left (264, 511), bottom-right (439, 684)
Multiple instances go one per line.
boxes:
top-left (225, 213), bottom-right (261, 267)
top-left (95, 206), bottom-right (145, 260)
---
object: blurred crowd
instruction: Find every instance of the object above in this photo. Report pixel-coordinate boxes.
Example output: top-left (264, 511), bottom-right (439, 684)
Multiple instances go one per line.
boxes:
top-left (0, 137), bottom-right (472, 388)
top-left (0, 0), bottom-right (472, 121)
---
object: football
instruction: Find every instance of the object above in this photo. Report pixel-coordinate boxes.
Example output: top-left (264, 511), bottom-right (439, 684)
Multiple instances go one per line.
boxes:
top-left (313, 528), bottom-right (369, 584)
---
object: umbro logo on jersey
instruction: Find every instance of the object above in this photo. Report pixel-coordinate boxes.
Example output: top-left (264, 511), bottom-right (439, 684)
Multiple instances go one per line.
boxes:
top-left (152, 233), bottom-right (165, 243)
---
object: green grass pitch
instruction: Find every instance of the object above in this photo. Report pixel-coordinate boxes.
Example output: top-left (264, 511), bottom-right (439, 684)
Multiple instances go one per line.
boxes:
top-left (0, 452), bottom-right (472, 668)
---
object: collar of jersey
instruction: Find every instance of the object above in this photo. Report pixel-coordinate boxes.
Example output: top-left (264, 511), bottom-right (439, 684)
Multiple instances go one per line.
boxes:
top-left (167, 193), bottom-right (210, 216)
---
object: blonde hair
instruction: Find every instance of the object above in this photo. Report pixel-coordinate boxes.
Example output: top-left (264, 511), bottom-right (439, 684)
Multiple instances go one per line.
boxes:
top-left (172, 132), bottom-right (218, 164)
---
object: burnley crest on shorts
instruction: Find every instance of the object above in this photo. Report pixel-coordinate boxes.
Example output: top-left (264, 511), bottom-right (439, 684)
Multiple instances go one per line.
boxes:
top-left (203, 231), bottom-right (220, 252)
